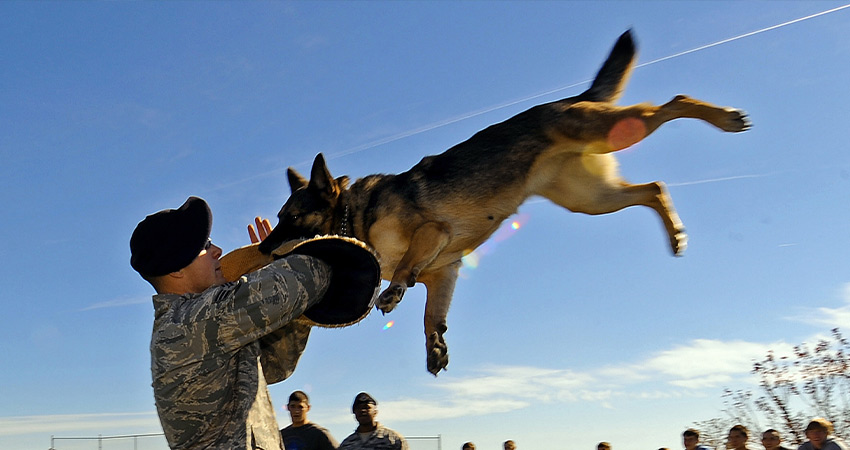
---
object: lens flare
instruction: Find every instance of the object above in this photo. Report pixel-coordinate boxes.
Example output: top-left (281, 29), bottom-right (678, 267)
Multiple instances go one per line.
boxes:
top-left (461, 250), bottom-right (480, 269)
top-left (460, 213), bottom-right (529, 278)
top-left (382, 321), bottom-right (395, 330)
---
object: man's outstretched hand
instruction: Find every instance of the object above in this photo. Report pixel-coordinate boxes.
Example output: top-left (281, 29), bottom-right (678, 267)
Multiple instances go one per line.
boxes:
top-left (247, 217), bottom-right (272, 244)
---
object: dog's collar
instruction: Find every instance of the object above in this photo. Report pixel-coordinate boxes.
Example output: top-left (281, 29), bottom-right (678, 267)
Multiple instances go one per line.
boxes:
top-left (338, 202), bottom-right (351, 237)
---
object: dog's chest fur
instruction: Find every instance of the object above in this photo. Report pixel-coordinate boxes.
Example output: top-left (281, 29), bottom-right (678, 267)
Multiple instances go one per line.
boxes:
top-left (346, 173), bottom-right (514, 274)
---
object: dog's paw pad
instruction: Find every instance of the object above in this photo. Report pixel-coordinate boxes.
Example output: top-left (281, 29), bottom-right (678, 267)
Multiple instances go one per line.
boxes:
top-left (722, 108), bottom-right (752, 132)
top-left (673, 231), bottom-right (688, 256)
top-left (426, 332), bottom-right (449, 375)
top-left (376, 284), bottom-right (405, 313)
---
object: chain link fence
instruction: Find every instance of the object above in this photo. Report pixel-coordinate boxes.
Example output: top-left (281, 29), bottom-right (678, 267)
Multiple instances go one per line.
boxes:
top-left (49, 433), bottom-right (440, 450)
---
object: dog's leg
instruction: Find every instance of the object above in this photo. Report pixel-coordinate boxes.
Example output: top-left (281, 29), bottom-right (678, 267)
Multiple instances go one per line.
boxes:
top-left (538, 157), bottom-right (686, 255)
top-left (559, 96), bottom-right (750, 152)
top-left (591, 180), bottom-right (686, 255)
top-left (376, 221), bottom-right (452, 314)
top-left (419, 261), bottom-right (461, 375)
top-left (644, 95), bottom-right (751, 135)
top-left (642, 181), bottom-right (686, 255)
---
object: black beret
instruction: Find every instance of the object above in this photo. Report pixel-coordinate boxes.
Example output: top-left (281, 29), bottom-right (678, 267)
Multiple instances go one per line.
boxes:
top-left (130, 196), bottom-right (212, 277)
top-left (352, 392), bottom-right (376, 408)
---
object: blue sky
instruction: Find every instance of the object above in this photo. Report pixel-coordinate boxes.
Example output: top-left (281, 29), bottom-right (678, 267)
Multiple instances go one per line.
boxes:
top-left (2, 2), bottom-right (850, 450)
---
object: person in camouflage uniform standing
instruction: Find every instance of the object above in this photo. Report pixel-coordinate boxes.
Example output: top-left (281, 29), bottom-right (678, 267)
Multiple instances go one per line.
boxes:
top-left (338, 393), bottom-right (408, 450)
top-left (130, 197), bottom-right (378, 450)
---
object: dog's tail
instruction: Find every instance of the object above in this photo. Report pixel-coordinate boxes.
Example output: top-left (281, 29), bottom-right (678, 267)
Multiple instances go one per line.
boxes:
top-left (577, 29), bottom-right (636, 103)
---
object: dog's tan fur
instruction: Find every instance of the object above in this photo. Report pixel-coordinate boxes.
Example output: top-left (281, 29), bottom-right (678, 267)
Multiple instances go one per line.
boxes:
top-left (258, 30), bottom-right (751, 375)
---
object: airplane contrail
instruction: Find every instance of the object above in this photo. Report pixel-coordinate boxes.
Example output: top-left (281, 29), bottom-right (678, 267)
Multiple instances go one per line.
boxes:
top-left (214, 3), bottom-right (848, 191)
top-left (318, 4), bottom-right (850, 164)
top-left (667, 173), bottom-right (777, 187)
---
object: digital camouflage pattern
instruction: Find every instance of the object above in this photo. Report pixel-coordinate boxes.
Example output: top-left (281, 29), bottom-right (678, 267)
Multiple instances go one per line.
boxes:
top-left (338, 424), bottom-right (409, 450)
top-left (151, 255), bottom-right (331, 450)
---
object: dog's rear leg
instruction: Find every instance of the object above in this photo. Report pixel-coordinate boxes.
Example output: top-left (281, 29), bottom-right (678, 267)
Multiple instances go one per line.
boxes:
top-left (630, 181), bottom-right (686, 255)
top-left (543, 178), bottom-right (686, 255)
top-left (376, 221), bottom-right (452, 314)
top-left (562, 96), bottom-right (750, 152)
top-left (596, 181), bottom-right (686, 255)
top-left (420, 261), bottom-right (461, 375)
top-left (644, 95), bottom-right (751, 135)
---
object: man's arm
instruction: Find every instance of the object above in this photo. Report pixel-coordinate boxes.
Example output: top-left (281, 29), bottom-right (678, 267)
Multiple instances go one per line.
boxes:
top-left (212, 254), bottom-right (331, 354)
top-left (243, 216), bottom-right (325, 384)
top-left (318, 426), bottom-right (340, 450)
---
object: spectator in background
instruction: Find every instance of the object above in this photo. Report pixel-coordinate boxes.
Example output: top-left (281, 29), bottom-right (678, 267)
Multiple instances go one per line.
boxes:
top-left (504, 441), bottom-right (517, 450)
top-left (598, 442), bottom-right (611, 450)
top-left (798, 419), bottom-right (849, 450)
top-left (462, 443), bottom-right (475, 450)
top-left (280, 390), bottom-right (339, 450)
top-left (728, 425), bottom-right (750, 450)
top-left (339, 392), bottom-right (408, 450)
top-left (683, 428), bottom-right (712, 450)
top-left (762, 429), bottom-right (793, 450)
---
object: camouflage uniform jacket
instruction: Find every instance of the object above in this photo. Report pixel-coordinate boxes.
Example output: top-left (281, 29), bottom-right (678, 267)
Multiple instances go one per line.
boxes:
top-left (338, 424), bottom-right (409, 450)
top-left (151, 255), bottom-right (331, 450)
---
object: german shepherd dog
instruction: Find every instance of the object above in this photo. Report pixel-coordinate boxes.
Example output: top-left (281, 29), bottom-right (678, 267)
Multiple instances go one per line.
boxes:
top-left (258, 30), bottom-right (751, 375)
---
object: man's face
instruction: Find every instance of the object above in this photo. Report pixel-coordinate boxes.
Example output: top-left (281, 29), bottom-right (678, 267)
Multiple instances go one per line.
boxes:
top-left (180, 241), bottom-right (226, 293)
top-left (727, 430), bottom-right (747, 450)
top-left (353, 402), bottom-right (377, 426)
top-left (806, 428), bottom-right (828, 449)
top-left (762, 432), bottom-right (781, 450)
top-left (287, 400), bottom-right (310, 425)
top-left (684, 435), bottom-right (699, 450)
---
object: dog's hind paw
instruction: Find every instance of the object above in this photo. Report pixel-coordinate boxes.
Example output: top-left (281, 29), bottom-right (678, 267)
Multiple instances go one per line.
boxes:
top-left (672, 231), bottom-right (688, 256)
top-left (426, 331), bottom-right (449, 375)
top-left (377, 283), bottom-right (405, 314)
top-left (720, 108), bottom-right (752, 133)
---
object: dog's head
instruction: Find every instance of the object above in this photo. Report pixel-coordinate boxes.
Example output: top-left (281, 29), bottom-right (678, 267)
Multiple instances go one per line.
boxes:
top-left (258, 153), bottom-right (350, 254)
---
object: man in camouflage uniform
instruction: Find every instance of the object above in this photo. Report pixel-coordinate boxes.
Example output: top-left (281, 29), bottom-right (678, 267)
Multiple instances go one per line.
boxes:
top-left (338, 393), bottom-right (408, 450)
top-left (131, 196), bottom-right (366, 450)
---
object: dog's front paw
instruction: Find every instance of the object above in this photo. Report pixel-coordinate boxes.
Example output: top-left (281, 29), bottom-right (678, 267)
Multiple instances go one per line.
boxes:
top-left (376, 283), bottom-right (406, 314)
top-left (426, 331), bottom-right (449, 376)
top-left (720, 108), bottom-right (752, 133)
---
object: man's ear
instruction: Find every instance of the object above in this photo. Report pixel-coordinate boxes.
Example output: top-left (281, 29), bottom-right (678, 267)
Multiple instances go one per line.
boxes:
top-left (167, 269), bottom-right (186, 280)
top-left (150, 270), bottom-right (185, 294)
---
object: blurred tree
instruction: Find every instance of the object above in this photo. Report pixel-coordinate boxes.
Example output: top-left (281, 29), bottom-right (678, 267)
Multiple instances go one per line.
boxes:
top-left (691, 417), bottom-right (734, 450)
top-left (693, 329), bottom-right (848, 448)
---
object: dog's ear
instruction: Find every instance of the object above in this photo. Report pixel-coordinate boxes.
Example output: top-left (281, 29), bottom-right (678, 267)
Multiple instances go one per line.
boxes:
top-left (308, 153), bottom-right (337, 198)
top-left (336, 175), bottom-right (350, 190)
top-left (287, 168), bottom-right (308, 193)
